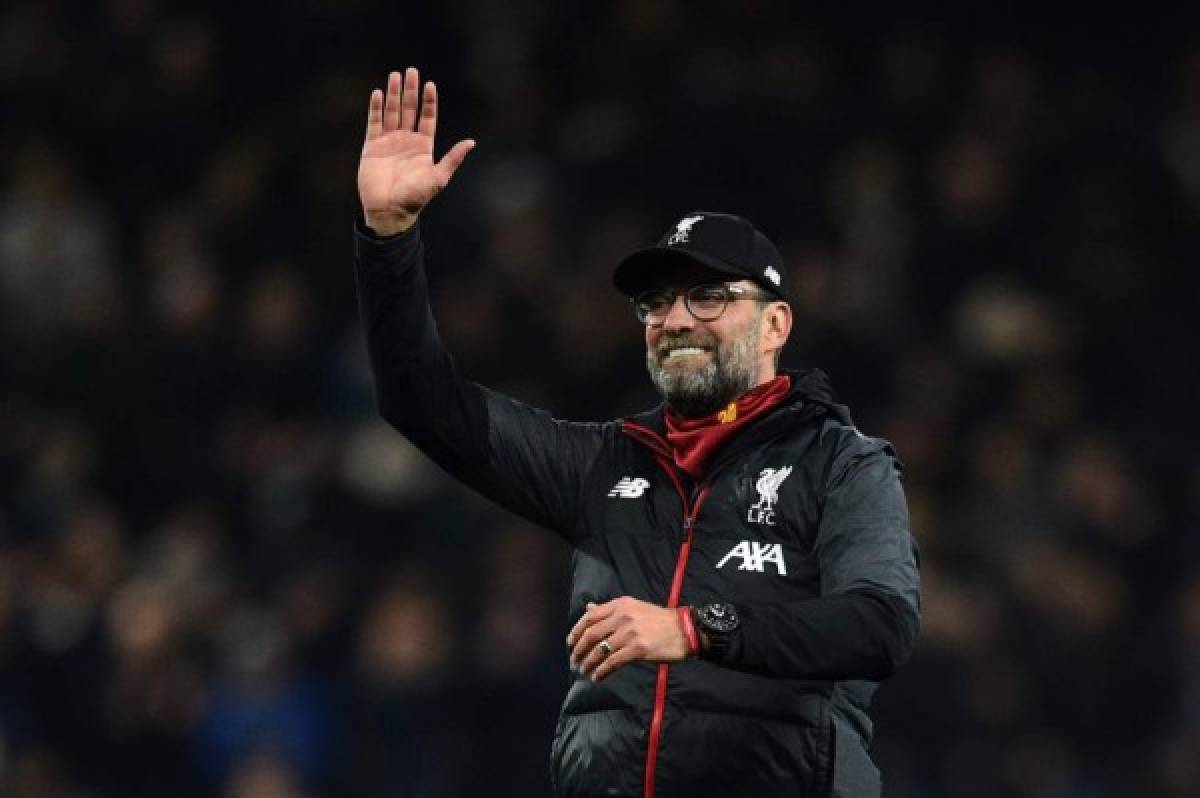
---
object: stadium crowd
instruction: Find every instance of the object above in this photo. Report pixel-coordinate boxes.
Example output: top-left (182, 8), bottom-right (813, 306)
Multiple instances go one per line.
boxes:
top-left (1, 2), bottom-right (1197, 796)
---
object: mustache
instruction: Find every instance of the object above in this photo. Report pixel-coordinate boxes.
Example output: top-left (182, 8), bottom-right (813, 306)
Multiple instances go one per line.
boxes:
top-left (654, 334), bottom-right (716, 359)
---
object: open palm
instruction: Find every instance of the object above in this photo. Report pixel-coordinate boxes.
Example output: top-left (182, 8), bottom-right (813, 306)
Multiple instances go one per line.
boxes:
top-left (358, 67), bottom-right (475, 235)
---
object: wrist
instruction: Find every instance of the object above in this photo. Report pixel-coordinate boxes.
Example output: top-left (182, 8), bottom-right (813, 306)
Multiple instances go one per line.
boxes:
top-left (363, 210), bottom-right (416, 238)
top-left (678, 606), bottom-right (701, 658)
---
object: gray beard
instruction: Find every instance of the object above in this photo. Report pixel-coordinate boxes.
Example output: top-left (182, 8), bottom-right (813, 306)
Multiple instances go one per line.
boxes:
top-left (646, 325), bottom-right (761, 419)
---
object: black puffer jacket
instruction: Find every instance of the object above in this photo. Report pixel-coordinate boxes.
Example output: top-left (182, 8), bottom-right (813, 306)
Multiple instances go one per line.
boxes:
top-left (355, 223), bottom-right (921, 798)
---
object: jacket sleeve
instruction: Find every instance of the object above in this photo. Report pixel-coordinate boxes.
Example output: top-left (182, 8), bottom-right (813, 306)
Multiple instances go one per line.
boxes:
top-left (718, 430), bottom-right (921, 680)
top-left (354, 221), bottom-right (609, 540)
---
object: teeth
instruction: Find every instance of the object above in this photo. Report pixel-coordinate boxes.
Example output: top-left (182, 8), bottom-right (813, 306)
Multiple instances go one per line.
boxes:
top-left (665, 347), bottom-right (707, 359)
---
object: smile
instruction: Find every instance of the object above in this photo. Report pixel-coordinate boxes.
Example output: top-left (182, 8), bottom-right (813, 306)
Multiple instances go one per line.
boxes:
top-left (662, 347), bottom-right (711, 360)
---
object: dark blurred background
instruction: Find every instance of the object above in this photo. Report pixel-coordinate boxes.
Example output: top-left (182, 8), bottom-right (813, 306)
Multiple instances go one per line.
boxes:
top-left (2, 2), bottom-right (1198, 796)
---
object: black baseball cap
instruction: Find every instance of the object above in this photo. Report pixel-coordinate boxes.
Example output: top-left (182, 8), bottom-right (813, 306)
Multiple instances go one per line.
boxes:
top-left (612, 211), bottom-right (788, 301)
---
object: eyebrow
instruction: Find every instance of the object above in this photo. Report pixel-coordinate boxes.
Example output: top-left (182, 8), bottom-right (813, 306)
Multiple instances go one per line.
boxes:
top-left (643, 279), bottom-right (738, 291)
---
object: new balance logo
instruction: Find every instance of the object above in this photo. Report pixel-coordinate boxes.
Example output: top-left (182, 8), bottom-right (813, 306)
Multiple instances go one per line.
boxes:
top-left (748, 466), bottom-right (792, 525)
top-left (608, 477), bottom-right (650, 498)
top-left (716, 541), bottom-right (788, 576)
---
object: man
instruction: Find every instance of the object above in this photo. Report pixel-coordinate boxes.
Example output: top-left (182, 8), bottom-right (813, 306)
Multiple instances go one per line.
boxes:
top-left (355, 67), bottom-right (920, 798)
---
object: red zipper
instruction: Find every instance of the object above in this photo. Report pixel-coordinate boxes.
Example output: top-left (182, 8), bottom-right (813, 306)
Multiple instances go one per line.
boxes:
top-left (623, 421), bottom-right (710, 798)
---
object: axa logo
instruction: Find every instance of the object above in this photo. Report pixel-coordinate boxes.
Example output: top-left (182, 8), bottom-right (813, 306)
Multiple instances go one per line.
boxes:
top-left (747, 466), bottom-right (791, 525)
top-left (667, 215), bottom-right (704, 246)
top-left (716, 541), bottom-right (788, 576)
top-left (608, 476), bottom-right (650, 498)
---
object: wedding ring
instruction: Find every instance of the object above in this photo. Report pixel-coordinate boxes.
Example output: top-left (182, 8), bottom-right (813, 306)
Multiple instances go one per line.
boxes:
top-left (598, 640), bottom-right (613, 656)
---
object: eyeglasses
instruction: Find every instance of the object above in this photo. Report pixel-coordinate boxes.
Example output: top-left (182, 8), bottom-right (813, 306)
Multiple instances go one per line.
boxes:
top-left (632, 283), bottom-right (775, 325)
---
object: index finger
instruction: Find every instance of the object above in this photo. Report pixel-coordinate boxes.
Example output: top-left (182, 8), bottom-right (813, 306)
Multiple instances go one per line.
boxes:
top-left (566, 601), bottom-right (612, 646)
top-left (418, 81), bottom-right (437, 138)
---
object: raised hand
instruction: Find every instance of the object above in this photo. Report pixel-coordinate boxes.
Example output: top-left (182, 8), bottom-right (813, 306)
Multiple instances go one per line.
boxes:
top-left (358, 67), bottom-right (475, 236)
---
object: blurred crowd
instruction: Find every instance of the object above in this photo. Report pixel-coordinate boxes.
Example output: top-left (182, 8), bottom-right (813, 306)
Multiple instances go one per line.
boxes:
top-left (1, 2), bottom-right (1198, 796)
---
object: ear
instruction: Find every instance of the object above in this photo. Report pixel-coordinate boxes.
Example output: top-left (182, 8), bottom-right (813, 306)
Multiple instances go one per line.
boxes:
top-left (761, 301), bottom-right (792, 355)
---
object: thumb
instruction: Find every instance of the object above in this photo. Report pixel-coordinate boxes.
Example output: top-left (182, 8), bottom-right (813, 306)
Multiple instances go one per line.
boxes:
top-left (434, 138), bottom-right (476, 185)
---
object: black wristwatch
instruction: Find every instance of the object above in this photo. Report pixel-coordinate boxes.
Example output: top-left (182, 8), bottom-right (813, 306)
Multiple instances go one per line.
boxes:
top-left (692, 602), bottom-right (740, 661)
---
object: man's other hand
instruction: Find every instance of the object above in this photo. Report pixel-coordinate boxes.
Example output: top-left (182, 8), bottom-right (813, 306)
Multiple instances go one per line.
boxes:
top-left (566, 597), bottom-right (690, 682)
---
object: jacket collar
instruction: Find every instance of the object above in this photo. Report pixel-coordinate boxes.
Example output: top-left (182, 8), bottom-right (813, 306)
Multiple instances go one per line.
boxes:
top-left (619, 367), bottom-right (854, 480)
top-left (623, 367), bottom-right (851, 435)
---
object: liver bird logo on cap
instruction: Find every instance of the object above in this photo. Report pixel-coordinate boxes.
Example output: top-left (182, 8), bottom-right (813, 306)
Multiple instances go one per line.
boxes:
top-left (667, 215), bottom-right (704, 246)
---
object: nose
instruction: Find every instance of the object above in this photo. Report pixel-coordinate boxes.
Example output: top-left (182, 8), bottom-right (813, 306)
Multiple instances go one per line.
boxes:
top-left (661, 294), bottom-right (694, 332)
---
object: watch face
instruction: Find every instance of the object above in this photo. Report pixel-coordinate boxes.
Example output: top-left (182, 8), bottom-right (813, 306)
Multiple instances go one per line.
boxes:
top-left (699, 602), bottom-right (739, 633)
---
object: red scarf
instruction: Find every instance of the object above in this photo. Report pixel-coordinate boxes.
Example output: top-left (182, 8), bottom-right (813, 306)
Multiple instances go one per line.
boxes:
top-left (665, 375), bottom-right (792, 479)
